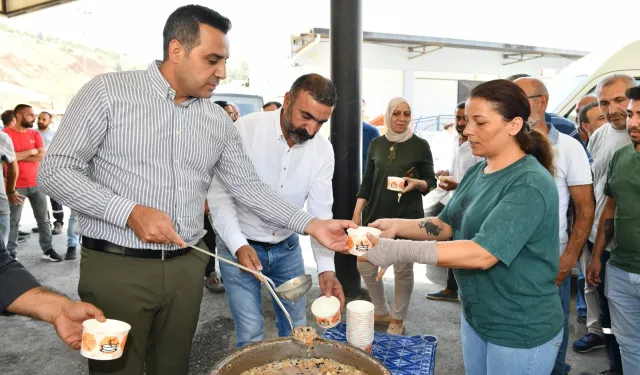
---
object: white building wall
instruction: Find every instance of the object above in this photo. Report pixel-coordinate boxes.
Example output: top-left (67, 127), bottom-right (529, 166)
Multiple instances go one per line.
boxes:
top-left (290, 41), bottom-right (575, 118)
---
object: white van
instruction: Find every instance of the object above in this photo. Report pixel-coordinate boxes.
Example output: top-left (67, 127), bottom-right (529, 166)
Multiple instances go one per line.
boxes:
top-left (548, 39), bottom-right (640, 121)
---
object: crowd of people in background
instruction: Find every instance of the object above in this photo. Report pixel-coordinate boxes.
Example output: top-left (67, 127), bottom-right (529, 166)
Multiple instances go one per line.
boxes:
top-left (1, 4), bottom-right (639, 375)
top-left (0, 107), bottom-right (78, 262)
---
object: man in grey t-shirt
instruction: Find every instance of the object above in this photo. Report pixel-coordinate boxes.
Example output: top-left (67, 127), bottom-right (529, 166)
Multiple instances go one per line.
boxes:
top-left (0, 132), bottom-right (21, 249)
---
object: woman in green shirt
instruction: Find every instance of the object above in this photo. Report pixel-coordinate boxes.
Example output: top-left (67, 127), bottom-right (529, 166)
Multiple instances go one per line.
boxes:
top-left (352, 97), bottom-right (436, 335)
top-left (359, 80), bottom-right (564, 375)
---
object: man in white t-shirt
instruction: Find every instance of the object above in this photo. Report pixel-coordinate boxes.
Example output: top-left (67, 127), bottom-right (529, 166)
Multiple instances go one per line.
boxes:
top-left (516, 78), bottom-right (594, 375)
top-left (581, 74), bottom-right (636, 374)
top-left (426, 101), bottom-right (483, 302)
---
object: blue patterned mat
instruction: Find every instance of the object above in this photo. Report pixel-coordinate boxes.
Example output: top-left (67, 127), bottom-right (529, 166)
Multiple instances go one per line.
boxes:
top-left (322, 323), bottom-right (438, 375)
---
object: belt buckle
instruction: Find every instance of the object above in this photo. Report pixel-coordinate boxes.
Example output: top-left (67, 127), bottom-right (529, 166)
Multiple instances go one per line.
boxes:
top-left (161, 250), bottom-right (166, 261)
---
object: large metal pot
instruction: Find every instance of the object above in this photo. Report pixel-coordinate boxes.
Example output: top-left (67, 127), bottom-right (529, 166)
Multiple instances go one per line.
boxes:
top-left (209, 337), bottom-right (391, 375)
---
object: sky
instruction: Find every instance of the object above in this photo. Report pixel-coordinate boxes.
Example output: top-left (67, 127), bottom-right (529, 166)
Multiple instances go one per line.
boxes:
top-left (3, 0), bottom-right (639, 63)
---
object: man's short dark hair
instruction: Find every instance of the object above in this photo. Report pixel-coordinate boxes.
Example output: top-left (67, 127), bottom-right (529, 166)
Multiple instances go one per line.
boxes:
top-left (1, 110), bottom-right (14, 126)
top-left (456, 101), bottom-right (465, 110)
top-left (578, 102), bottom-right (599, 125)
top-left (626, 85), bottom-right (640, 101)
top-left (506, 73), bottom-right (531, 82)
top-left (163, 5), bottom-right (232, 60)
top-left (40, 111), bottom-right (52, 119)
top-left (13, 104), bottom-right (32, 115)
top-left (289, 74), bottom-right (337, 107)
top-left (214, 100), bottom-right (229, 108)
top-left (263, 101), bottom-right (282, 110)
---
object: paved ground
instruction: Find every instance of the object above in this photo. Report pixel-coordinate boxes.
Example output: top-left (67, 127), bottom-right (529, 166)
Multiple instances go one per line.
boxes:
top-left (1, 206), bottom-right (609, 374)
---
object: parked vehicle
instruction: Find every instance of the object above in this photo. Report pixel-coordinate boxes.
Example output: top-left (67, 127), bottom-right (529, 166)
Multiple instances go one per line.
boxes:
top-left (211, 92), bottom-right (264, 116)
top-left (548, 39), bottom-right (640, 122)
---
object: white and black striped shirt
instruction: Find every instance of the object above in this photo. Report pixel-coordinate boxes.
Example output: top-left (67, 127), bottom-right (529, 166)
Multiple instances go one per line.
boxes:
top-left (37, 61), bottom-right (314, 250)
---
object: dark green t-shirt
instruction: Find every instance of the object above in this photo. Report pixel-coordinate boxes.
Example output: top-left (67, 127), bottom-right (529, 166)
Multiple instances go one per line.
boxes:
top-left (604, 143), bottom-right (640, 274)
top-left (357, 135), bottom-right (436, 225)
top-left (439, 155), bottom-right (563, 348)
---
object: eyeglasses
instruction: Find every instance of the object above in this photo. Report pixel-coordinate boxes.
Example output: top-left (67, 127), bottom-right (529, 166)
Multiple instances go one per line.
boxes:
top-left (527, 95), bottom-right (543, 99)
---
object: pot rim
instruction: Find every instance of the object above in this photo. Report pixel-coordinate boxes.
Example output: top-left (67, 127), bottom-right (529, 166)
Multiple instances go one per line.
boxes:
top-left (209, 336), bottom-right (390, 375)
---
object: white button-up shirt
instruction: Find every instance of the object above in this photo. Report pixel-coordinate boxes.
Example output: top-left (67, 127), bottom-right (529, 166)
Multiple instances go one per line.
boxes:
top-left (450, 134), bottom-right (483, 184)
top-left (209, 109), bottom-right (335, 273)
top-left (441, 134), bottom-right (483, 204)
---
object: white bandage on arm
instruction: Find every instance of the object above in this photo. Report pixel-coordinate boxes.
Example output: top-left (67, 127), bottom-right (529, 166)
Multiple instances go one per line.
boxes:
top-left (365, 238), bottom-right (438, 268)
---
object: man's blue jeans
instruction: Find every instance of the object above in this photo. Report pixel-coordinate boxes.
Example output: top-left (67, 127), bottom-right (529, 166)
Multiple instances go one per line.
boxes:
top-left (217, 234), bottom-right (306, 348)
top-left (577, 263), bottom-right (587, 318)
top-left (67, 210), bottom-right (79, 248)
top-left (461, 313), bottom-right (562, 374)
top-left (551, 276), bottom-right (571, 375)
top-left (606, 262), bottom-right (640, 373)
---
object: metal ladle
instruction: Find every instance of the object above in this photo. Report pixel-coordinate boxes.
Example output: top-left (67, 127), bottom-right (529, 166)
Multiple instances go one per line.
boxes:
top-left (190, 244), bottom-right (311, 331)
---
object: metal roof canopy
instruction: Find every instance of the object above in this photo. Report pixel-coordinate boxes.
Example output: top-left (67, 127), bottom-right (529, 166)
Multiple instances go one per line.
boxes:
top-left (1, 0), bottom-right (77, 17)
top-left (295, 27), bottom-right (590, 65)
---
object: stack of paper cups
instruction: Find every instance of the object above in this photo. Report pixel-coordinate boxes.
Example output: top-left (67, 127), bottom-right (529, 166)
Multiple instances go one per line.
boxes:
top-left (346, 300), bottom-right (375, 353)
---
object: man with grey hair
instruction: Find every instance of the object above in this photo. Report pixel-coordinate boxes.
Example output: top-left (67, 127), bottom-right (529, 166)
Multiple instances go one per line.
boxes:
top-left (209, 73), bottom-right (343, 347)
top-left (515, 77), bottom-right (594, 375)
top-left (581, 74), bottom-right (636, 375)
top-left (508, 73), bottom-right (591, 158)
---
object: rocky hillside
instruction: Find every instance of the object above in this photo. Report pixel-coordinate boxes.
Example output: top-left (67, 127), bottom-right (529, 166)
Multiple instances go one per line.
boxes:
top-left (0, 23), bottom-right (145, 112)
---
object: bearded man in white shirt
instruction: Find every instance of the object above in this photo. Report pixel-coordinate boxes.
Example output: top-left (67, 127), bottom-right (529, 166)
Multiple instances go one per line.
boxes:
top-left (209, 74), bottom-right (343, 347)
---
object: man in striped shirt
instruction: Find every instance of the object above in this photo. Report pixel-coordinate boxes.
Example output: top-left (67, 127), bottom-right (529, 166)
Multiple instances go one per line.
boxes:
top-left (37, 6), bottom-right (354, 375)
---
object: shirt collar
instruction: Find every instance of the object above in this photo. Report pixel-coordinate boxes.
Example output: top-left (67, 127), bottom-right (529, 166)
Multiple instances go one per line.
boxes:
top-left (147, 60), bottom-right (198, 106)
top-left (547, 122), bottom-right (559, 145)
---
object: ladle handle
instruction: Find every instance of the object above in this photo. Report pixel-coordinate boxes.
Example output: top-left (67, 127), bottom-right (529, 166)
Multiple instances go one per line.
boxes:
top-left (190, 244), bottom-right (295, 331)
top-left (263, 277), bottom-right (296, 332)
top-left (190, 245), bottom-right (276, 288)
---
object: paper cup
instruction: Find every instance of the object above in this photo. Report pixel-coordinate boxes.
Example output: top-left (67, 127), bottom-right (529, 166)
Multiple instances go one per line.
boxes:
top-left (347, 300), bottom-right (375, 315)
top-left (347, 227), bottom-right (382, 256)
top-left (81, 319), bottom-right (131, 360)
top-left (311, 296), bottom-right (341, 329)
top-left (387, 177), bottom-right (405, 192)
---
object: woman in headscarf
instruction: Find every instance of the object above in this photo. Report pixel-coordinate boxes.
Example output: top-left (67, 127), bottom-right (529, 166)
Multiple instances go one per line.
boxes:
top-left (352, 97), bottom-right (436, 335)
